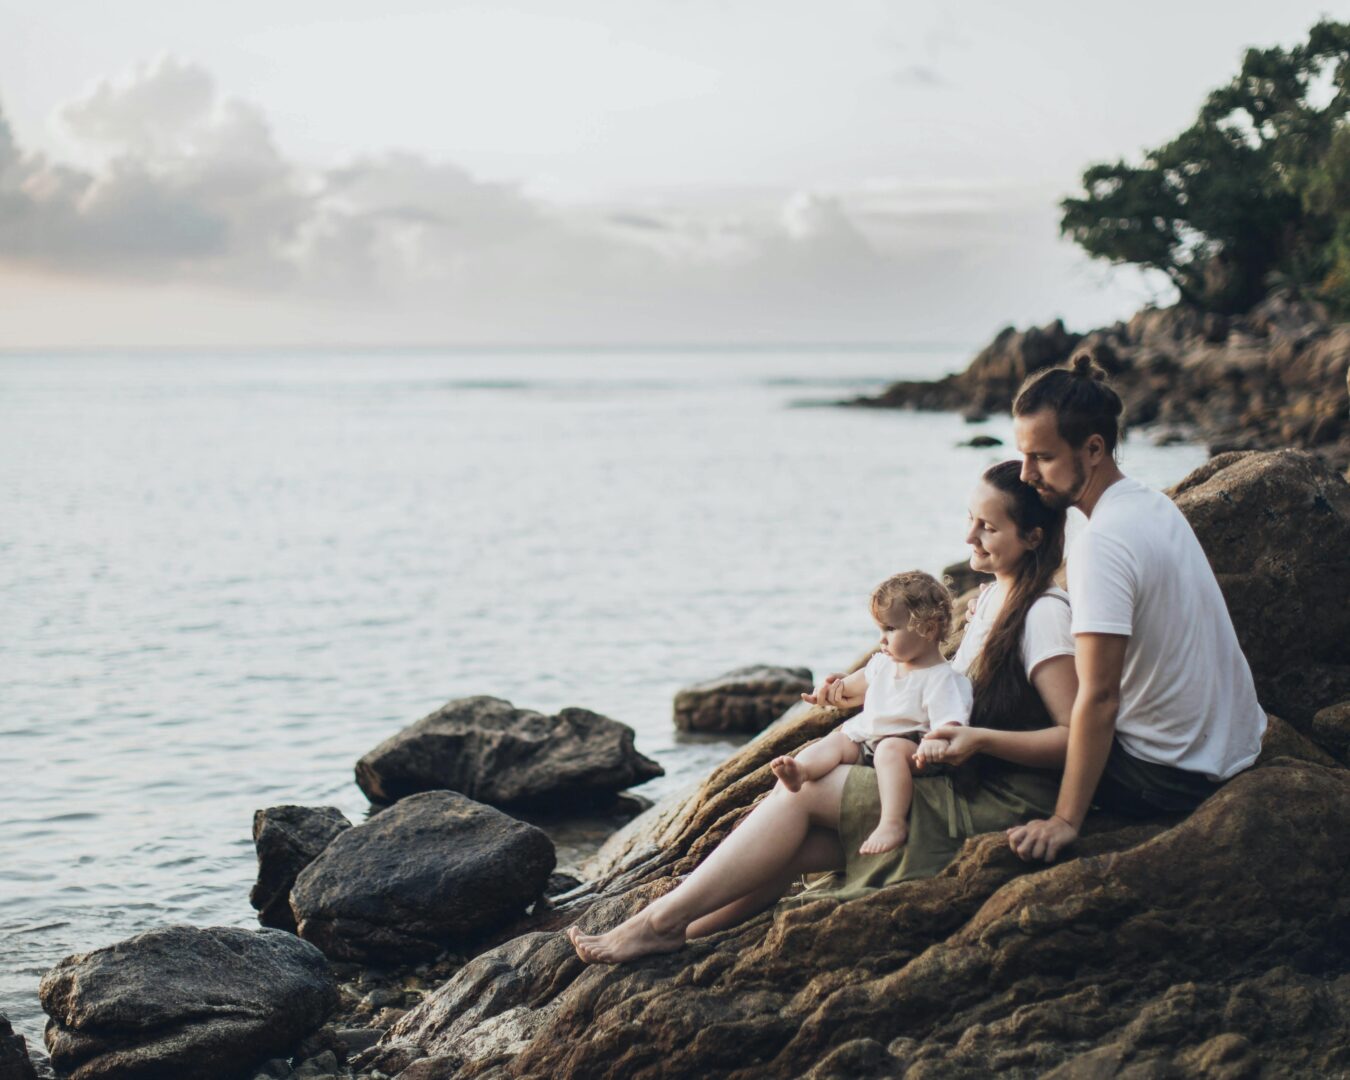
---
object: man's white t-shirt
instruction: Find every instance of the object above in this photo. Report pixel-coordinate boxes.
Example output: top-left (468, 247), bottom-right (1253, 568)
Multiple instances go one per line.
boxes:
top-left (840, 654), bottom-right (972, 743)
top-left (1067, 476), bottom-right (1266, 780)
top-left (952, 582), bottom-right (1075, 681)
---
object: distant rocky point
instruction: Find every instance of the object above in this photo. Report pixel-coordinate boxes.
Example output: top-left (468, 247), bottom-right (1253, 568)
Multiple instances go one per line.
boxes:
top-left (850, 292), bottom-right (1350, 471)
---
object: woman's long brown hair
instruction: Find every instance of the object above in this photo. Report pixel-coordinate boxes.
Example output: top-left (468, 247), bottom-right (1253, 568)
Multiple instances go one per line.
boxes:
top-left (967, 460), bottom-right (1067, 730)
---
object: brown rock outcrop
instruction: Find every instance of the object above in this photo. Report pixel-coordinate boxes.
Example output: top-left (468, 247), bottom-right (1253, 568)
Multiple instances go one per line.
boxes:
top-left (360, 762), bottom-right (1350, 1079)
top-left (1169, 449), bottom-right (1350, 727)
top-left (853, 293), bottom-right (1350, 469)
top-left (1312, 701), bottom-right (1350, 763)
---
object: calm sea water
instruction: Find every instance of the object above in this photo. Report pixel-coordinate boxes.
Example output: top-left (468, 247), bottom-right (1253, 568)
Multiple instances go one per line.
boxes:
top-left (0, 346), bottom-right (1207, 1047)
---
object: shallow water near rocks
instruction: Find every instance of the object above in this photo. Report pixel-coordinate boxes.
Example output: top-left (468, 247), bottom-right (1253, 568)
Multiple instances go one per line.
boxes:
top-left (0, 346), bottom-right (1207, 1049)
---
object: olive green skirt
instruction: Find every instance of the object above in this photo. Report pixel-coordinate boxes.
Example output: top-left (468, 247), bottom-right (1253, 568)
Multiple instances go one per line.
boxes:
top-left (802, 761), bottom-right (1061, 899)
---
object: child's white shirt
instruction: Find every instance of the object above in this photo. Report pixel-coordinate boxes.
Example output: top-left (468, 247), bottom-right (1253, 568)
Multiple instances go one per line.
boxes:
top-left (840, 654), bottom-right (972, 743)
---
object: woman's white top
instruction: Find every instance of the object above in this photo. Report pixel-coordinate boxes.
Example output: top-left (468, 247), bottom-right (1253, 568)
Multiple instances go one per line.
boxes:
top-left (840, 653), bottom-right (972, 742)
top-left (951, 582), bottom-right (1075, 680)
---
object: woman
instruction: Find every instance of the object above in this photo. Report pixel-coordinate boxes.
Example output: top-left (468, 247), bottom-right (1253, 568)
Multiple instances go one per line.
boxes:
top-left (570, 461), bottom-right (1076, 963)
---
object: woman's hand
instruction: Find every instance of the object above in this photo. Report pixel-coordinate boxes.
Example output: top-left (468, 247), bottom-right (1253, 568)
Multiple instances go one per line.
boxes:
top-left (914, 724), bottom-right (983, 768)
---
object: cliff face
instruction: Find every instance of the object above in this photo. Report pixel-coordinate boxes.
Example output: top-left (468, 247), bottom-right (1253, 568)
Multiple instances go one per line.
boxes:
top-left (854, 293), bottom-right (1350, 471)
top-left (359, 450), bottom-right (1350, 1080)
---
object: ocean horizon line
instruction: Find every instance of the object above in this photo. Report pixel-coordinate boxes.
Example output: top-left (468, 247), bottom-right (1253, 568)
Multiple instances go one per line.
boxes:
top-left (0, 339), bottom-right (980, 359)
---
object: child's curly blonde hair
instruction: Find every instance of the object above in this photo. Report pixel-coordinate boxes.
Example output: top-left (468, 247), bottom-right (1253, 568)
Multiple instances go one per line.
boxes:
top-left (869, 570), bottom-right (953, 643)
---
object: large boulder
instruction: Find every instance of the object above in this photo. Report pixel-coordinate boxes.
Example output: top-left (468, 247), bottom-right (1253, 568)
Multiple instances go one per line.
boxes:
top-left (0, 1015), bottom-right (36, 1080)
top-left (355, 696), bottom-right (663, 809)
top-left (1170, 449), bottom-right (1350, 728)
top-left (40, 926), bottom-right (335, 1080)
top-left (357, 763), bottom-right (1350, 1079)
top-left (672, 665), bottom-right (814, 734)
top-left (290, 791), bottom-right (555, 964)
top-left (249, 805), bottom-right (352, 932)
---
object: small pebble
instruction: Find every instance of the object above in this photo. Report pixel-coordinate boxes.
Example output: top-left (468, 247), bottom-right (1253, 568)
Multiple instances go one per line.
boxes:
top-left (361, 988), bottom-right (403, 1011)
top-left (337, 1027), bottom-right (383, 1054)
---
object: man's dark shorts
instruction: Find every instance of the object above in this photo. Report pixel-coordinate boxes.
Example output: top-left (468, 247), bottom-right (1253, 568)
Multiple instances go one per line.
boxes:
top-left (1092, 739), bottom-right (1224, 817)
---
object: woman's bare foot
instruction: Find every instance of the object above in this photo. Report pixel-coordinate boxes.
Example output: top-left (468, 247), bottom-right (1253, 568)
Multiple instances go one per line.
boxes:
top-left (567, 907), bottom-right (687, 965)
top-left (770, 755), bottom-right (808, 792)
top-left (859, 821), bottom-right (908, 855)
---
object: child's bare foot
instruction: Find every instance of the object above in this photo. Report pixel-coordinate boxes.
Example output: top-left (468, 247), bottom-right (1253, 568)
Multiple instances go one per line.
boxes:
top-left (567, 908), bottom-right (686, 965)
top-left (859, 821), bottom-right (908, 855)
top-left (770, 755), bottom-right (807, 792)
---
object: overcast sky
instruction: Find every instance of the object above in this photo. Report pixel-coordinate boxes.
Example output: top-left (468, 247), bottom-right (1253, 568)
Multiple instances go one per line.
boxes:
top-left (0, 1), bottom-right (1339, 347)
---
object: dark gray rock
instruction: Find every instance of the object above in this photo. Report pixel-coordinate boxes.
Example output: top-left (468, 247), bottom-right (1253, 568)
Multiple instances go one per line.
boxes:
top-left (672, 665), bottom-right (814, 734)
top-left (291, 791), bottom-right (555, 964)
top-left (39, 925), bottom-right (336, 1080)
top-left (0, 1014), bottom-right (36, 1080)
top-left (250, 805), bottom-right (352, 932)
top-left (961, 434), bottom-right (1003, 447)
top-left (354, 696), bottom-right (662, 809)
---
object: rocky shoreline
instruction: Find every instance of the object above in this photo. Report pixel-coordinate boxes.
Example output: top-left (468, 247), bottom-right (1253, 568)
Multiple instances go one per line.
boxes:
top-left (849, 293), bottom-right (1350, 474)
top-left (353, 449), bottom-right (1350, 1080)
top-left (12, 323), bottom-right (1350, 1077)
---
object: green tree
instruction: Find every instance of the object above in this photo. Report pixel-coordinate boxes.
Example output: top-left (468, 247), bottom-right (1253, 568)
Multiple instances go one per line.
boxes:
top-left (1060, 19), bottom-right (1350, 314)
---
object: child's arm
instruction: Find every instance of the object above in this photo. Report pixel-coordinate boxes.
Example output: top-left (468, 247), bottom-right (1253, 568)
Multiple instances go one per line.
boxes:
top-left (915, 669), bottom-right (973, 766)
top-left (801, 668), bottom-right (868, 709)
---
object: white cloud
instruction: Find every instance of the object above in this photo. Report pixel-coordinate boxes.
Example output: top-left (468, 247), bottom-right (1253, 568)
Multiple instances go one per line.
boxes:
top-left (0, 56), bottom-right (1164, 344)
top-left (893, 64), bottom-right (945, 87)
top-left (60, 56), bottom-right (217, 155)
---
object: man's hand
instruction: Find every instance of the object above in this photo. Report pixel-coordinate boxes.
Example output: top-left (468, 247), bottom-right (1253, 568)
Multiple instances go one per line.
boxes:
top-left (1006, 816), bottom-right (1078, 863)
top-left (914, 725), bottom-right (982, 769)
top-left (801, 673), bottom-right (845, 707)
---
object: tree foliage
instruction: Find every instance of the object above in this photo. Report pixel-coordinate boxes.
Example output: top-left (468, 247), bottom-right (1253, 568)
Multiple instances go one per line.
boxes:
top-left (1061, 20), bottom-right (1350, 314)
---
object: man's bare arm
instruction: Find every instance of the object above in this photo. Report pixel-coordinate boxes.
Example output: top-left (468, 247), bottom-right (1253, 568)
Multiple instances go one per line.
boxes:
top-left (1007, 633), bottom-right (1126, 862)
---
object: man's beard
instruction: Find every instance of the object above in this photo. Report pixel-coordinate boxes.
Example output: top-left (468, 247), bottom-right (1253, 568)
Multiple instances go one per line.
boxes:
top-left (1035, 457), bottom-right (1087, 510)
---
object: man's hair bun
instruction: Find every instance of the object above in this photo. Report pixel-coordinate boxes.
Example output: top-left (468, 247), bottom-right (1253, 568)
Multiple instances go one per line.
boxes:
top-left (1069, 351), bottom-right (1106, 381)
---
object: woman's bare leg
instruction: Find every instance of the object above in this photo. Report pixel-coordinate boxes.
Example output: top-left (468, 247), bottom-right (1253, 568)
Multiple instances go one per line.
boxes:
top-left (685, 826), bottom-right (845, 938)
top-left (569, 766), bottom-right (851, 963)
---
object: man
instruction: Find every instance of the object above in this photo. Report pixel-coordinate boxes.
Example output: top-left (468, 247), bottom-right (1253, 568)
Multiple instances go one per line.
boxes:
top-left (1005, 353), bottom-right (1267, 862)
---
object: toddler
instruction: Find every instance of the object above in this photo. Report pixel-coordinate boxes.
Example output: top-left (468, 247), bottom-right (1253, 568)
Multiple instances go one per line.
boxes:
top-left (770, 571), bottom-right (972, 854)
